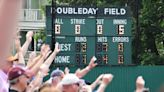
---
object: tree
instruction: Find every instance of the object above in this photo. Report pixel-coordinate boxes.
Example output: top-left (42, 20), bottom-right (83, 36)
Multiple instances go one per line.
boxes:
top-left (139, 0), bottom-right (164, 65)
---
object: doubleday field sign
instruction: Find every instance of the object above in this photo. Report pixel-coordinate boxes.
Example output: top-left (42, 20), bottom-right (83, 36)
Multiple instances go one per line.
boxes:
top-left (46, 6), bottom-right (132, 66)
top-left (55, 7), bottom-right (126, 15)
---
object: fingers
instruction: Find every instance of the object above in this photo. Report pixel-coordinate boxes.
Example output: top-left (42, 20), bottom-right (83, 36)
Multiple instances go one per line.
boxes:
top-left (64, 67), bottom-right (70, 75)
top-left (45, 50), bottom-right (52, 58)
top-left (136, 76), bottom-right (145, 88)
top-left (92, 56), bottom-right (97, 61)
top-left (41, 44), bottom-right (51, 56)
top-left (90, 56), bottom-right (97, 63)
top-left (15, 37), bottom-right (21, 50)
top-left (26, 31), bottom-right (33, 38)
top-left (102, 74), bottom-right (114, 85)
top-left (29, 51), bottom-right (36, 59)
top-left (98, 74), bottom-right (104, 80)
top-left (75, 68), bottom-right (81, 73)
top-left (88, 56), bottom-right (98, 69)
top-left (54, 42), bottom-right (60, 53)
top-left (26, 31), bottom-right (33, 42)
top-left (93, 63), bottom-right (98, 67)
top-left (41, 44), bottom-right (46, 51)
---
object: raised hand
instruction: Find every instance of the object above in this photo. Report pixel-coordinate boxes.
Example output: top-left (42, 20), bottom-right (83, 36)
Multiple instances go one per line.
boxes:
top-left (15, 37), bottom-right (21, 51)
top-left (54, 42), bottom-right (60, 53)
top-left (29, 51), bottom-right (36, 60)
top-left (26, 31), bottom-right (33, 43)
top-left (64, 67), bottom-right (70, 75)
top-left (41, 44), bottom-right (50, 56)
top-left (136, 76), bottom-right (145, 91)
top-left (88, 56), bottom-right (98, 70)
top-left (102, 74), bottom-right (114, 85)
top-left (97, 74), bottom-right (104, 83)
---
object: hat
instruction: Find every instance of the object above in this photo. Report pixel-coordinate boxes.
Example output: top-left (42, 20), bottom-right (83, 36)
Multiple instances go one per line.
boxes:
top-left (61, 74), bottom-right (80, 85)
top-left (8, 67), bottom-right (26, 81)
top-left (51, 68), bottom-right (64, 77)
top-left (7, 56), bottom-right (18, 62)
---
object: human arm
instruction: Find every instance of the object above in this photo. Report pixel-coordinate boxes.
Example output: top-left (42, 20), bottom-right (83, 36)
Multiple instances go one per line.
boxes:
top-left (97, 74), bottom-right (114, 92)
top-left (75, 56), bottom-right (97, 78)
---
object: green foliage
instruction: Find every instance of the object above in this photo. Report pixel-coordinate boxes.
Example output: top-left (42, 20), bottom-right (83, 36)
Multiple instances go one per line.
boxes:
top-left (139, 0), bottom-right (164, 64)
top-left (33, 29), bottom-right (46, 43)
top-left (141, 53), bottom-right (164, 65)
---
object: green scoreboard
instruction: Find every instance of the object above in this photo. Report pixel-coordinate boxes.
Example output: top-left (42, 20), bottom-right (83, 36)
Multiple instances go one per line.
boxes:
top-left (46, 6), bottom-right (132, 66)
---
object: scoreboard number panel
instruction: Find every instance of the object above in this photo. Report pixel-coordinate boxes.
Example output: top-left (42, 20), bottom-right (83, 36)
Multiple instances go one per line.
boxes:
top-left (118, 25), bottom-right (125, 35)
top-left (55, 25), bottom-right (61, 34)
top-left (81, 43), bottom-right (87, 52)
top-left (75, 25), bottom-right (81, 34)
top-left (46, 6), bottom-right (132, 66)
top-left (97, 25), bottom-right (103, 34)
top-left (118, 55), bottom-right (124, 64)
top-left (118, 43), bottom-right (124, 53)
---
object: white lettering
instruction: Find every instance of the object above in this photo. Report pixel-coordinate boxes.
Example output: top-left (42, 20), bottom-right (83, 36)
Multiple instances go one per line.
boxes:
top-left (56, 7), bottom-right (97, 15)
top-left (75, 37), bottom-right (87, 42)
top-left (71, 19), bottom-right (85, 24)
top-left (112, 37), bottom-right (129, 42)
top-left (97, 37), bottom-right (108, 42)
top-left (56, 7), bottom-right (62, 14)
top-left (104, 8), bottom-right (126, 15)
top-left (55, 56), bottom-right (70, 63)
top-left (55, 19), bottom-right (63, 24)
top-left (59, 44), bottom-right (71, 51)
top-left (113, 19), bottom-right (127, 24)
top-left (96, 19), bottom-right (104, 24)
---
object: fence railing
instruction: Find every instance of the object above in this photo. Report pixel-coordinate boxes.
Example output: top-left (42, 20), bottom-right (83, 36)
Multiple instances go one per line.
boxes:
top-left (20, 9), bottom-right (45, 21)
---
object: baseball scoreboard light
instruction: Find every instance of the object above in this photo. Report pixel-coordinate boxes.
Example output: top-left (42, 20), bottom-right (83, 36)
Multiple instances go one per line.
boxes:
top-left (46, 6), bottom-right (132, 66)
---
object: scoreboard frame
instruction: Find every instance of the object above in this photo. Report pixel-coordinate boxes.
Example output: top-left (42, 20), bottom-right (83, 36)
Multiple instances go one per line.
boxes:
top-left (46, 6), bottom-right (133, 66)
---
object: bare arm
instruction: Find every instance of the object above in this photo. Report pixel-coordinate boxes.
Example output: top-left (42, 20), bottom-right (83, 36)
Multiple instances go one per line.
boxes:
top-left (90, 74), bottom-right (104, 90)
top-left (15, 37), bottom-right (25, 65)
top-left (21, 31), bottom-right (33, 56)
top-left (26, 51), bottom-right (36, 68)
top-left (14, 31), bottom-right (33, 59)
top-left (97, 74), bottom-right (113, 92)
top-left (29, 56), bottom-right (45, 75)
top-left (27, 70), bottom-right (49, 92)
top-left (75, 56), bottom-right (97, 78)
top-left (42, 42), bottom-right (60, 67)
top-left (27, 55), bottom-right (41, 69)
top-left (29, 44), bottom-right (51, 75)
top-left (135, 76), bottom-right (145, 92)
top-left (27, 42), bottom-right (61, 91)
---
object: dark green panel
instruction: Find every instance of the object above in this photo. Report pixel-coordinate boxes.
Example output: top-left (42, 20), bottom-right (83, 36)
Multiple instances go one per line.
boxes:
top-left (100, 18), bottom-right (132, 36)
top-left (48, 66), bottom-right (164, 92)
top-left (96, 37), bottom-right (132, 65)
top-left (54, 36), bottom-right (95, 66)
top-left (54, 18), bottom-right (132, 36)
top-left (54, 18), bottom-right (96, 36)
top-left (46, 17), bottom-right (52, 31)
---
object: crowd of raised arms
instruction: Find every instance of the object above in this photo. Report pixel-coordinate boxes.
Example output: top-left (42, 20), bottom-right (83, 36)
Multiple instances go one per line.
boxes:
top-left (0, 30), bottom-right (149, 92)
top-left (0, 0), bottom-right (153, 92)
